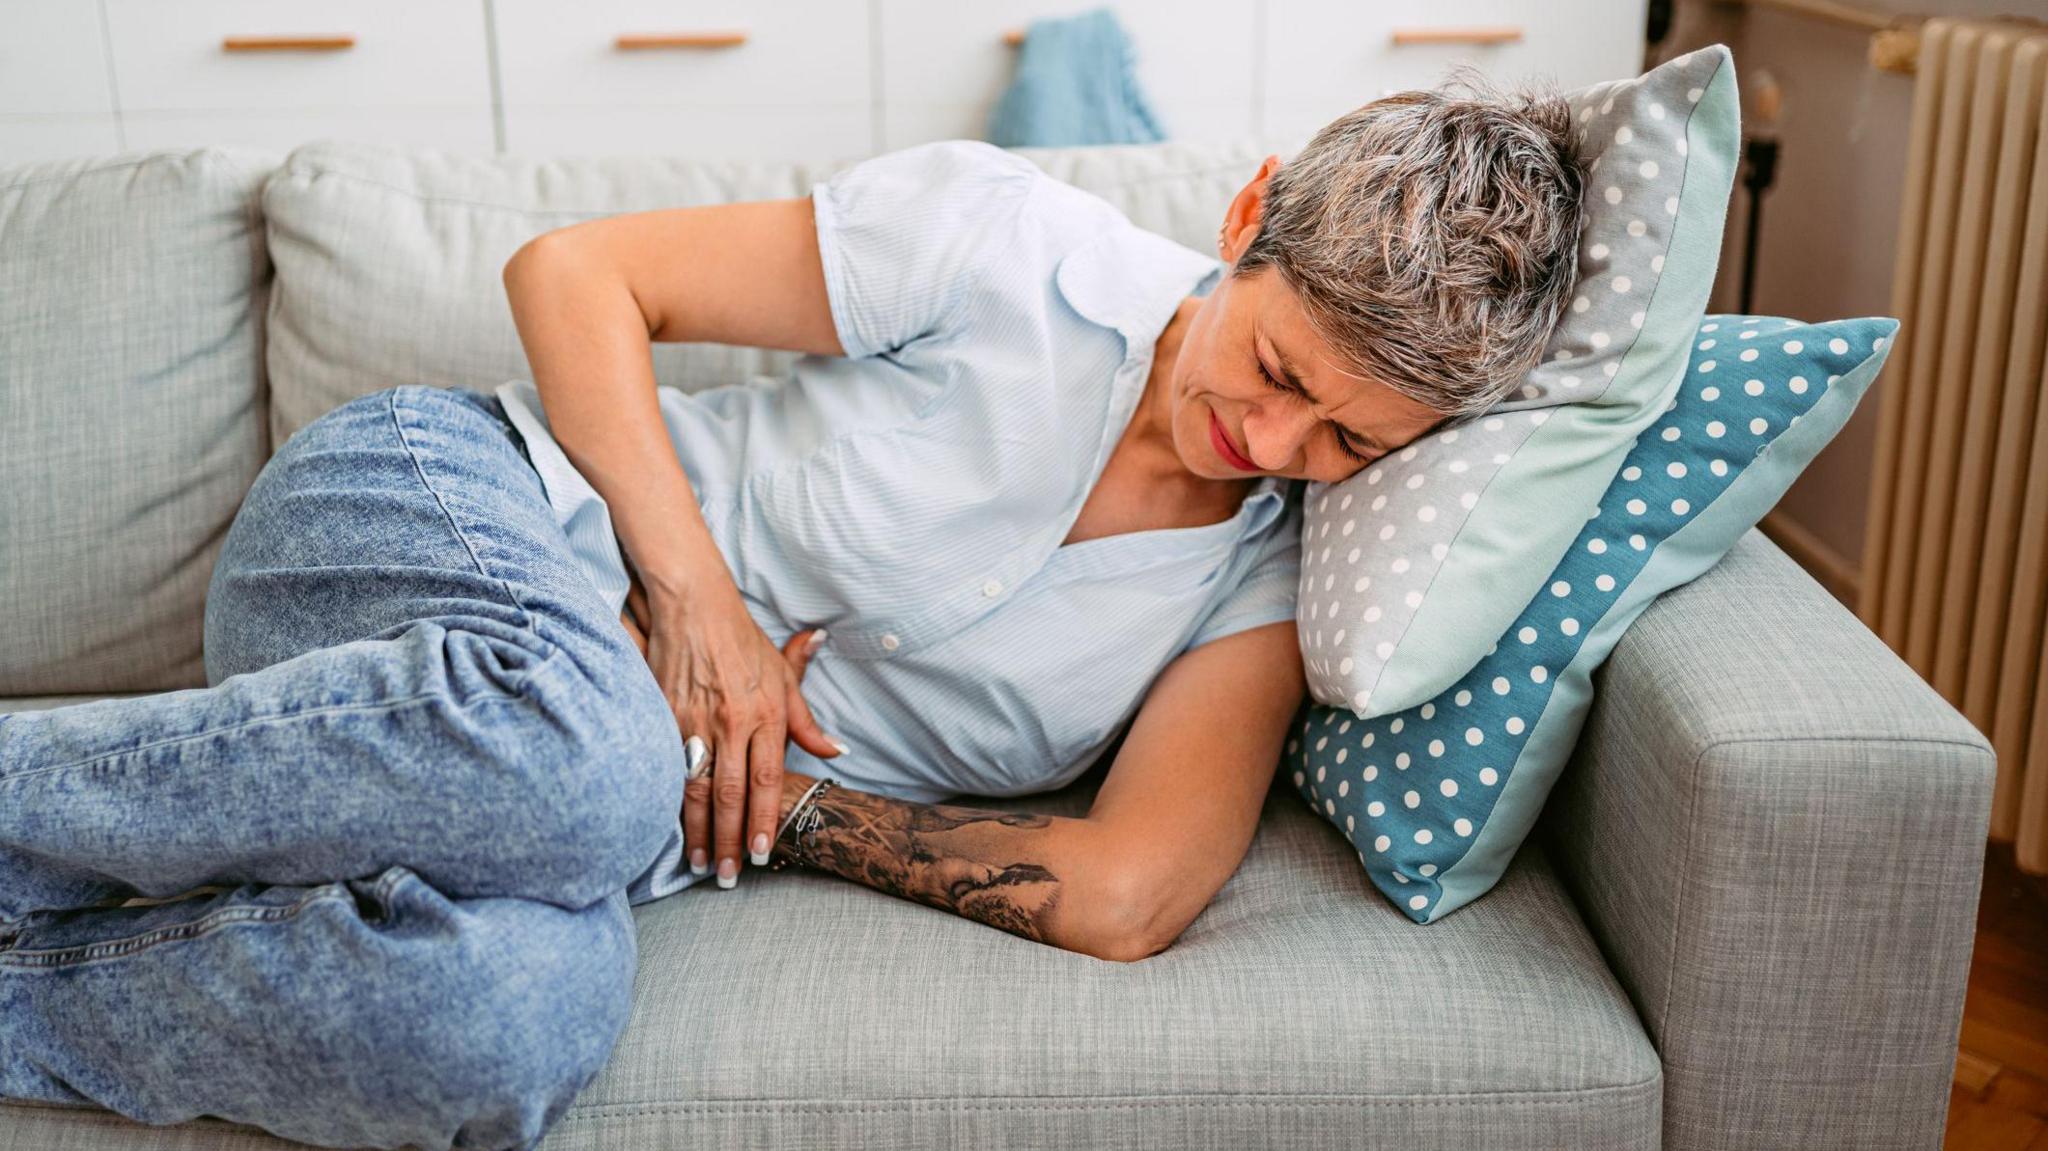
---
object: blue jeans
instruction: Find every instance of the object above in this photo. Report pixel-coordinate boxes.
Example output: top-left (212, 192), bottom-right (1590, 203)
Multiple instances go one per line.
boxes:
top-left (0, 384), bottom-right (687, 1150)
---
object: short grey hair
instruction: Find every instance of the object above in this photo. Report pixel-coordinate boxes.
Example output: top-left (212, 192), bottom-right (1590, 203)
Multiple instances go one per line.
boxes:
top-left (1233, 66), bottom-right (1587, 424)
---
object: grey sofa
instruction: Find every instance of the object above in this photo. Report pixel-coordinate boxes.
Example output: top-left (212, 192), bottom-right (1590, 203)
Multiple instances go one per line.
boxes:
top-left (0, 139), bottom-right (1996, 1151)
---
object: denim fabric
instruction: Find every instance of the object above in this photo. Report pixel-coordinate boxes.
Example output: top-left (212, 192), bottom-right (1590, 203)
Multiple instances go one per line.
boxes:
top-left (0, 384), bottom-right (685, 1150)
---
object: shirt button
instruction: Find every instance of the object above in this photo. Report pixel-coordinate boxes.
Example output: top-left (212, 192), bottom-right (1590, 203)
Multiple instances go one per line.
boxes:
top-left (881, 633), bottom-right (900, 651)
top-left (982, 579), bottom-right (1003, 598)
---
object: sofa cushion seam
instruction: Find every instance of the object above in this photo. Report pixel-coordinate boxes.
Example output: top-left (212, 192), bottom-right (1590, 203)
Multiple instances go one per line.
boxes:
top-left (552, 1076), bottom-right (1666, 1121)
top-left (1694, 732), bottom-right (1995, 758)
top-left (1661, 737), bottom-right (1705, 1043)
top-left (268, 164), bottom-right (673, 216)
top-left (0, 1076), bottom-right (1665, 1125)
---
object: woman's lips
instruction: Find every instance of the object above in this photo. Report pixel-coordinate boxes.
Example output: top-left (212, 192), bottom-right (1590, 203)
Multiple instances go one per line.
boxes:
top-left (1210, 408), bottom-right (1261, 472)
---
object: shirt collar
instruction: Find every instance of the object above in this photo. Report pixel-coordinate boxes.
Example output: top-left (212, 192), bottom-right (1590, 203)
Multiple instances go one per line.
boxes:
top-left (1055, 223), bottom-right (1225, 349)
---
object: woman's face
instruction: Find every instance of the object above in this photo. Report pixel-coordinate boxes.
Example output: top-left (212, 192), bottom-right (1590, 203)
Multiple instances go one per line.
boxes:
top-left (1167, 262), bottom-right (1449, 486)
top-left (1165, 154), bottom-right (1451, 486)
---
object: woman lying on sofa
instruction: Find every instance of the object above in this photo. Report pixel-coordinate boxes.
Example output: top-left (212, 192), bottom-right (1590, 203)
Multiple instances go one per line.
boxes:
top-left (496, 85), bottom-right (1584, 954)
top-left (0, 77), bottom-right (1583, 1151)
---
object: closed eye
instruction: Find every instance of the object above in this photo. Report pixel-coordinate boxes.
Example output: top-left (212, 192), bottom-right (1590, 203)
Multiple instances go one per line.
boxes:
top-left (1256, 361), bottom-right (1373, 464)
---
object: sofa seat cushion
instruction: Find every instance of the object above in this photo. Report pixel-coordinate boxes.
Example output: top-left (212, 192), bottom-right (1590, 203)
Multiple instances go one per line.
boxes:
top-left (0, 700), bottom-right (1659, 1150)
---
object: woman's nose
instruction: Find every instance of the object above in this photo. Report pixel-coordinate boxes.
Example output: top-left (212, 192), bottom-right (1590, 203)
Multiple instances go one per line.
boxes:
top-left (1242, 402), bottom-right (1317, 471)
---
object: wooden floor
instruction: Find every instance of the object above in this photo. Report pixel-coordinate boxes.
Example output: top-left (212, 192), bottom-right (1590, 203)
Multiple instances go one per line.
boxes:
top-left (1947, 842), bottom-right (2048, 1149)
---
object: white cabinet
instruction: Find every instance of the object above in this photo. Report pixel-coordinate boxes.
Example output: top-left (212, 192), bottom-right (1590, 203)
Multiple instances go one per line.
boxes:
top-left (0, 117), bottom-right (122, 165)
top-left (0, 0), bottom-right (119, 162)
top-left (101, 0), bottom-right (494, 153)
top-left (0, 1), bottom-right (1649, 164)
top-left (1264, 0), bottom-right (1646, 142)
top-left (502, 106), bottom-right (873, 164)
top-left (877, 0), bottom-right (1260, 151)
top-left (121, 109), bottom-right (494, 155)
top-left (493, 0), bottom-right (872, 161)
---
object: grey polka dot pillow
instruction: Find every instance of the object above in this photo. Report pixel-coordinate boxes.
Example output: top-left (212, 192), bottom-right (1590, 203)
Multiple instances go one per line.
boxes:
top-left (1298, 43), bottom-right (1739, 718)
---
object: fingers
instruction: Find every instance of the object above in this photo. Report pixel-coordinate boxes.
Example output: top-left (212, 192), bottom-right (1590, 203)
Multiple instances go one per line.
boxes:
top-left (748, 703), bottom-right (787, 868)
top-left (779, 628), bottom-right (847, 761)
top-left (682, 625), bottom-right (842, 892)
top-left (624, 561), bottom-right (652, 629)
top-left (682, 766), bottom-right (714, 879)
top-left (619, 610), bottom-right (649, 657)
top-left (712, 720), bottom-right (750, 889)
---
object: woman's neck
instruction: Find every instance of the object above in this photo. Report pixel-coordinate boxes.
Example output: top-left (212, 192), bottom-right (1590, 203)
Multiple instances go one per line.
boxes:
top-left (1117, 296), bottom-right (1260, 514)
top-left (1125, 297), bottom-right (1198, 484)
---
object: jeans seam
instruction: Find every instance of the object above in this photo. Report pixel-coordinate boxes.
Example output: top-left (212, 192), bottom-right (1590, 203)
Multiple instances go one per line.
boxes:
top-left (385, 386), bottom-right (541, 642)
top-left (0, 682), bottom-right (546, 789)
top-left (0, 889), bottom-right (357, 970)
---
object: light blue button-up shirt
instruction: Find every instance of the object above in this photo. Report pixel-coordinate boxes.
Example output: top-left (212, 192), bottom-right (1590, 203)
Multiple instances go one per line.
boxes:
top-left (496, 139), bottom-right (1303, 904)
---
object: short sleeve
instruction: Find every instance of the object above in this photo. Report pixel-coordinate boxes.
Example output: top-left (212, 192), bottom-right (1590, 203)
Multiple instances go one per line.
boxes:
top-left (810, 139), bottom-right (1040, 360)
top-left (1185, 501), bottom-right (1304, 653)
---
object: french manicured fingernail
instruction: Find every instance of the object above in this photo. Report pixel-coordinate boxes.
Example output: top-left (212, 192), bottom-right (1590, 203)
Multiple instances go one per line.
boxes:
top-left (807, 628), bottom-right (828, 652)
top-left (690, 849), bottom-right (709, 876)
top-left (750, 833), bottom-right (770, 865)
top-left (830, 737), bottom-right (851, 755)
top-left (716, 857), bottom-right (738, 889)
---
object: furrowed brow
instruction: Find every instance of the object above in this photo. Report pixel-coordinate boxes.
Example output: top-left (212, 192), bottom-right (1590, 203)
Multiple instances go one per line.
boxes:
top-left (1272, 340), bottom-right (1378, 451)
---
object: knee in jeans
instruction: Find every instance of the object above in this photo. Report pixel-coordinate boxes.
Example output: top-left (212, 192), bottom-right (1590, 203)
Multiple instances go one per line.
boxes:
top-left (350, 883), bottom-right (636, 1150)
top-left (513, 655), bottom-right (685, 898)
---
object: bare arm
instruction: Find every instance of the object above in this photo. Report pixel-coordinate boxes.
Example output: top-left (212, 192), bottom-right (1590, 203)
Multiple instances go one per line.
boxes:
top-left (769, 770), bottom-right (1151, 963)
top-left (499, 196), bottom-right (843, 600)
top-left (1084, 619), bottom-right (1305, 956)
top-left (762, 619), bottom-right (1303, 963)
top-left (503, 198), bottom-right (856, 881)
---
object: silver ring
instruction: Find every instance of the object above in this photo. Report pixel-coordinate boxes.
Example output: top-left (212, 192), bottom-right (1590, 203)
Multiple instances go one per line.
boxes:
top-left (684, 735), bottom-right (711, 781)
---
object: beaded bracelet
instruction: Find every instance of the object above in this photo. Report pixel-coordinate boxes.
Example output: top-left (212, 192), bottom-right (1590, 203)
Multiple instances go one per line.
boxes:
top-left (767, 777), bottom-right (835, 872)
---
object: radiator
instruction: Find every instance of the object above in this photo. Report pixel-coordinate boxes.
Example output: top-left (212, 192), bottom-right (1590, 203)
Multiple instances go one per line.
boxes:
top-left (1862, 16), bottom-right (2048, 873)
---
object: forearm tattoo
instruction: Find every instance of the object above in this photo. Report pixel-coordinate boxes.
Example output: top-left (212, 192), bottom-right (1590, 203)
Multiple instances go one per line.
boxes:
top-left (774, 776), bottom-right (1064, 945)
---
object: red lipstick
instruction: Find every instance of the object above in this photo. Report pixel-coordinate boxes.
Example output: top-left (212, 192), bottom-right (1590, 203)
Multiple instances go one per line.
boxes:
top-left (1210, 408), bottom-right (1261, 472)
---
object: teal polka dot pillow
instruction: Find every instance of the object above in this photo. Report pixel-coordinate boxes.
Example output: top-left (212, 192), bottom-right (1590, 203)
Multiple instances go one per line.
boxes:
top-left (1285, 313), bottom-right (1899, 923)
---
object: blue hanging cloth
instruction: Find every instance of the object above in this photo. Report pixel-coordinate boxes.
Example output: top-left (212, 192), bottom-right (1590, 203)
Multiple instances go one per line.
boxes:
top-left (985, 6), bottom-right (1167, 147)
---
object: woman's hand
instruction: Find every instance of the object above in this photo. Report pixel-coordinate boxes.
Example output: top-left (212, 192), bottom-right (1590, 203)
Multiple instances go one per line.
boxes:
top-left (620, 558), bottom-right (846, 888)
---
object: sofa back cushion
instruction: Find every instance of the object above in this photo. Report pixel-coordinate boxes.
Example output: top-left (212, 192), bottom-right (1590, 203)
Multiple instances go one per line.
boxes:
top-left (259, 137), bottom-right (1286, 448)
top-left (0, 149), bottom-right (277, 694)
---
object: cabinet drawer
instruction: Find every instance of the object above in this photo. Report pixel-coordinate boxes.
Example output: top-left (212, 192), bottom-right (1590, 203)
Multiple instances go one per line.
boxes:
top-left (121, 108), bottom-right (495, 154)
top-left (0, 117), bottom-right (123, 165)
top-left (880, 97), bottom-right (1255, 154)
top-left (1264, 0), bottom-right (1647, 141)
top-left (0, 0), bottom-right (115, 116)
top-left (103, 0), bottom-right (491, 112)
top-left (502, 105), bottom-right (871, 163)
top-left (879, 0), bottom-right (1257, 148)
top-left (493, 0), bottom-right (868, 108)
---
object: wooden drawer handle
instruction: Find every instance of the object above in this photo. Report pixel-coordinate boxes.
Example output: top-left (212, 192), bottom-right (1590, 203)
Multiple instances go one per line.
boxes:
top-left (221, 35), bottom-right (356, 52)
top-left (1389, 26), bottom-right (1524, 45)
top-left (614, 32), bottom-right (749, 50)
top-left (1005, 24), bottom-right (1524, 48)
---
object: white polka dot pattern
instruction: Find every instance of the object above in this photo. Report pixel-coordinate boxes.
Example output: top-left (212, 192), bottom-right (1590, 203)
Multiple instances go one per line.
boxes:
top-left (1298, 44), bottom-right (1740, 721)
top-left (1288, 313), bottom-right (1899, 923)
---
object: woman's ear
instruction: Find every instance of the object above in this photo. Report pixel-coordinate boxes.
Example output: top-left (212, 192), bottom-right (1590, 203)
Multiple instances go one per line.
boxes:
top-left (1218, 157), bottom-right (1280, 262)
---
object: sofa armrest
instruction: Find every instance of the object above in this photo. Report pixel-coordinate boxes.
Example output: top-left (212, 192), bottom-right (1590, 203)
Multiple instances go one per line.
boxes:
top-left (1539, 527), bottom-right (1996, 1151)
